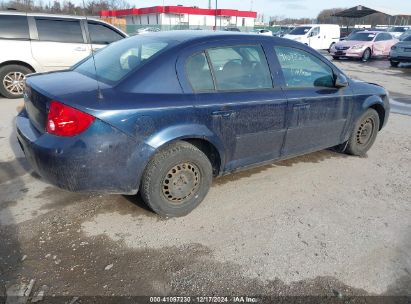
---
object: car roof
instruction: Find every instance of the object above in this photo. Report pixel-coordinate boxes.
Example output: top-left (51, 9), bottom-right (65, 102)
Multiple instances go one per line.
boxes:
top-left (355, 31), bottom-right (380, 35)
top-left (0, 10), bottom-right (101, 22)
top-left (140, 30), bottom-right (280, 43)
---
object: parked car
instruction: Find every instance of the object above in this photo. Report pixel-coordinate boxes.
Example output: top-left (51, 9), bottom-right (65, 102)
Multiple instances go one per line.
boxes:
top-left (387, 26), bottom-right (410, 39)
top-left (284, 24), bottom-right (340, 50)
top-left (253, 29), bottom-right (273, 36)
top-left (224, 27), bottom-right (241, 32)
top-left (17, 31), bottom-right (390, 217)
top-left (135, 27), bottom-right (161, 35)
top-left (330, 31), bottom-right (398, 61)
top-left (399, 29), bottom-right (411, 41)
top-left (340, 28), bottom-right (386, 41)
top-left (0, 11), bottom-right (127, 98)
top-left (389, 35), bottom-right (411, 67)
top-left (273, 26), bottom-right (294, 37)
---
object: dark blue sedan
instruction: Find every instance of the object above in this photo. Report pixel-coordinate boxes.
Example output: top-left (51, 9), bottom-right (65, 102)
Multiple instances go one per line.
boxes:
top-left (16, 31), bottom-right (390, 217)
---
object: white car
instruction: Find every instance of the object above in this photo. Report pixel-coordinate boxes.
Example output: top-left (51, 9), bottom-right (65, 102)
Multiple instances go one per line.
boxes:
top-left (0, 11), bottom-right (127, 98)
top-left (254, 29), bottom-right (273, 36)
top-left (387, 26), bottom-right (410, 39)
top-left (284, 24), bottom-right (340, 50)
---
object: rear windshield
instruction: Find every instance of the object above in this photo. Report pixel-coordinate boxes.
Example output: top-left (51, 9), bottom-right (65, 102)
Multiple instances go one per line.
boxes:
top-left (74, 36), bottom-right (175, 84)
top-left (347, 32), bottom-right (376, 41)
top-left (288, 27), bottom-right (312, 35)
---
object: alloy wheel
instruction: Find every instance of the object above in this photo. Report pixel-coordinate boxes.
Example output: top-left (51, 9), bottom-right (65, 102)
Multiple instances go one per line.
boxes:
top-left (3, 71), bottom-right (25, 96)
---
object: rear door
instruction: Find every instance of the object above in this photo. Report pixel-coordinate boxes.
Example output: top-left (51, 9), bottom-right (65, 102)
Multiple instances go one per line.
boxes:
top-left (85, 21), bottom-right (125, 52)
top-left (179, 42), bottom-right (288, 171)
top-left (273, 45), bottom-right (352, 156)
top-left (30, 17), bottom-right (90, 70)
top-left (373, 33), bottom-right (397, 56)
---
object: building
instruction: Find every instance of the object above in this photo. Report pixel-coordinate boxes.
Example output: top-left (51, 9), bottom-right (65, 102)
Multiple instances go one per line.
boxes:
top-left (100, 6), bottom-right (257, 33)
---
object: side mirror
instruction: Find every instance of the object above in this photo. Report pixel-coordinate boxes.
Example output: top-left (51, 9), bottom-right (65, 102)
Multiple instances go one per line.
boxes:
top-left (335, 74), bottom-right (349, 88)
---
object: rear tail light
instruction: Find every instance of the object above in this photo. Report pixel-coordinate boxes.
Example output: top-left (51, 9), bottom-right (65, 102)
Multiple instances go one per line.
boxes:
top-left (46, 100), bottom-right (95, 137)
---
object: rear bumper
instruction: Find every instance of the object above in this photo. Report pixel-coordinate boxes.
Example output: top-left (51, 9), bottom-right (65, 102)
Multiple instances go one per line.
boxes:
top-left (16, 110), bottom-right (154, 194)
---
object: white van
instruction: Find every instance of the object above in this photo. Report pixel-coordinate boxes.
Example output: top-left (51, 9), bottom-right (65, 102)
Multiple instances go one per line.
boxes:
top-left (0, 11), bottom-right (127, 98)
top-left (284, 24), bottom-right (340, 50)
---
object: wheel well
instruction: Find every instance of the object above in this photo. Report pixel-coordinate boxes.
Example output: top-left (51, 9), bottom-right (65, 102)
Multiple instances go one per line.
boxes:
top-left (0, 61), bottom-right (36, 72)
top-left (370, 104), bottom-right (385, 130)
top-left (182, 138), bottom-right (222, 176)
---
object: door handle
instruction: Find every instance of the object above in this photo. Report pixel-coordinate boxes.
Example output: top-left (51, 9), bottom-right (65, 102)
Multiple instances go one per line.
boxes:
top-left (211, 110), bottom-right (235, 119)
top-left (74, 47), bottom-right (87, 51)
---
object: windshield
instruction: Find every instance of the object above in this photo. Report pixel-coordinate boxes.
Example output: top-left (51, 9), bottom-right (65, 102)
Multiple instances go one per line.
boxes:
top-left (346, 32), bottom-right (376, 41)
top-left (388, 27), bottom-right (407, 32)
top-left (74, 36), bottom-right (175, 84)
top-left (288, 26), bottom-right (312, 35)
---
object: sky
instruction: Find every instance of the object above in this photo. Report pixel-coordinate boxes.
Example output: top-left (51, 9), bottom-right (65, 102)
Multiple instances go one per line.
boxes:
top-left (96, 0), bottom-right (411, 19)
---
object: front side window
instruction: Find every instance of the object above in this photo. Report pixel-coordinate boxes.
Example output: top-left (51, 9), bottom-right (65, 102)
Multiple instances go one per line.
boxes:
top-left (275, 46), bottom-right (334, 88)
top-left (206, 45), bottom-right (272, 91)
top-left (310, 27), bottom-right (320, 36)
top-left (0, 15), bottom-right (29, 39)
top-left (347, 32), bottom-right (376, 41)
top-left (36, 18), bottom-right (83, 43)
top-left (375, 33), bottom-right (392, 41)
top-left (74, 36), bottom-right (174, 84)
top-left (186, 52), bottom-right (214, 92)
top-left (88, 22), bottom-right (124, 44)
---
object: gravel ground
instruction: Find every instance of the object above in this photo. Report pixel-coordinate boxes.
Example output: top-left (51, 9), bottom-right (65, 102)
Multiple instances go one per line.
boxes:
top-left (0, 57), bottom-right (410, 302)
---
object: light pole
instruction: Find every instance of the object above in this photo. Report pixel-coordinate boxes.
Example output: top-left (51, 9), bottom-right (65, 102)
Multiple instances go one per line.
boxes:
top-left (214, 0), bottom-right (217, 31)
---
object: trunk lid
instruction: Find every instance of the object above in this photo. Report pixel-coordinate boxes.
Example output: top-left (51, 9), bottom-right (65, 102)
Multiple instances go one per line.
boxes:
top-left (24, 70), bottom-right (104, 133)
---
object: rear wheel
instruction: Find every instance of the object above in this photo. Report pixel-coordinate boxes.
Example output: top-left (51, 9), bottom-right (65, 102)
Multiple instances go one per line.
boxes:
top-left (0, 64), bottom-right (32, 99)
top-left (361, 48), bottom-right (372, 62)
top-left (390, 60), bottom-right (400, 67)
top-left (140, 141), bottom-right (212, 217)
top-left (345, 109), bottom-right (380, 156)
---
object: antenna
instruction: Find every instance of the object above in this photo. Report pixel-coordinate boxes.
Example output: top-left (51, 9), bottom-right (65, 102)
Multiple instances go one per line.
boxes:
top-left (81, 0), bottom-right (103, 100)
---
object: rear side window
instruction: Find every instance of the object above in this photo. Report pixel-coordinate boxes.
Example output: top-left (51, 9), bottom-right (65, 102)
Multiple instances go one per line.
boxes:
top-left (275, 46), bottom-right (334, 88)
top-left (36, 18), bottom-right (83, 43)
top-left (375, 33), bottom-right (392, 41)
top-left (0, 15), bottom-right (29, 39)
top-left (186, 52), bottom-right (214, 92)
top-left (87, 22), bottom-right (124, 44)
top-left (206, 45), bottom-right (272, 91)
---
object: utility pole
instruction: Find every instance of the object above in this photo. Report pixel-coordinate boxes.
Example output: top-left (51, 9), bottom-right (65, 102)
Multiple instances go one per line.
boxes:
top-left (214, 0), bottom-right (217, 30)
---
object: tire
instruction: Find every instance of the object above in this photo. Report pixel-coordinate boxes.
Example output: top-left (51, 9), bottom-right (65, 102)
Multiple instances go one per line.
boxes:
top-left (361, 48), bottom-right (372, 62)
top-left (140, 141), bottom-right (213, 217)
top-left (332, 56), bottom-right (340, 60)
top-left (390, 60), bottom-right (399, 67)
top-left (328, 42), bottom-right (335, 53)
top-left (345, 109), bottom-right (380, 156)
top-left (0, 64), bottom-right (32, 99)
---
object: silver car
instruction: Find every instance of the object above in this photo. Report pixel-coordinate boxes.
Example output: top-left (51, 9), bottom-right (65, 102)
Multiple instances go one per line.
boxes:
top-left (389, 35), bottom-right (411, 67)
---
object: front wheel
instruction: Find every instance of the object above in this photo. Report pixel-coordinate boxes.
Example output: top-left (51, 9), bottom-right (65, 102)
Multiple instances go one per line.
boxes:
top-left (390, 60), bottom-right (400, 67)
top-left (345, 109), bottom-right (380, 156)
top-left (361, 48), bottom-right (372, 62)
top-left (140, 141), bottom-right (213, 217)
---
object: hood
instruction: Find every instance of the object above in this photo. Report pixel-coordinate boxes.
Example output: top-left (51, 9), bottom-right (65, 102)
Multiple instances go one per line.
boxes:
top-left (335, 40), bottom-right (372, 48)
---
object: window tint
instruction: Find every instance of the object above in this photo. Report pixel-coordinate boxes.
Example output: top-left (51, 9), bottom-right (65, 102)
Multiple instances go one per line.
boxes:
top-left (275, 46), bottom-right (334, 88)
top-left (36, 19), bottom-right (83, 43)
top-left (207, 45), bottom-right (272, 91)
top-left (88, 22), bottom-right (124, 44)
top-left (186, 52), bottom-right (214, 92)
top-left (0, 15), bottom-right (29, 39)
top-left (75, 36), bottom-right (172, 84)
top-left (310, 27), bottom-right (320, 36)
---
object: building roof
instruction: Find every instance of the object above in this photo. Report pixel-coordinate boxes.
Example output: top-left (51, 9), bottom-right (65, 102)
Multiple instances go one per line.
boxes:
top-left (333, 5), bottom-right (411, 18)
top-left (100, 6), bottom-right (257, 18)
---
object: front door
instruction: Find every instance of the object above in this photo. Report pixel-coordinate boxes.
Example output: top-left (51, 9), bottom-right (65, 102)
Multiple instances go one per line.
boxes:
top-left (184, 45), bottom-right (288, 171)
top-left (31, 17), bottom-right (90, 70)
top-left (308, 27), bottom-right (322, 49)
top-left (274, 46), bottom-right (352, 156)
